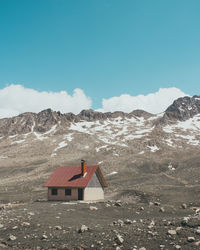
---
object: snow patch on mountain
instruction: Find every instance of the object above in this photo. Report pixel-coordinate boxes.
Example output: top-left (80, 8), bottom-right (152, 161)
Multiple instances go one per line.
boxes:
top-left (69, 121), bottom-right (94, 134)
top-left (175, 134), bottom-right (199, 145)
top-left (148, 112), bottom-right (164, 120)
top-left (64, 133), bottom-right (73, 141)
top-left (124, 134), bottom-right (144, 140)
top-left (96, 145), bottom-right (108, 152)
top-left (69, 117), bottom-right (154, 147)
top-left (138, 151), bottom-right (144, 154)
top-left (54, 141), bottom-right (68, 152)
top-left (0, 156), bottom-right (8, 159)
top-left (162, 114), bottom-right (200, 146)
top-left (11, 139), bottom-right (25, 145)
top-left (168, 164), bottom-right (175, 171)
top-left (163, 115), bottom-right (200, 133)
top-left (34, 132), bottom-right (48, 141)
top-left (9, 134), bottom-right (18, 138)
top-left (44, 125), bottom-right (57, 135)
top-left (148, 145), bottom-right (159, 152)
top-left (107, 171), bottom-right (118, 176)
top-left (51, 140), bottom-right (68, 157)
top-left (165, 138), bottom-right (174, 147)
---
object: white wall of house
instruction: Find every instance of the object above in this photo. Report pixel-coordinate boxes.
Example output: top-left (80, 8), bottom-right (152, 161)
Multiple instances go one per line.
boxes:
top-left (83, 172), bottom-right (104, 201)
top-left (84, 187), bottom-right (104, 200)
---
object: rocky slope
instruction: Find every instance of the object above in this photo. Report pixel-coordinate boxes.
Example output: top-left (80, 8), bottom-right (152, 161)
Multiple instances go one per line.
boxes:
top-left (0, 199), bottom-right (200, 249)
top-left (0, 95), bottom-right (200, 249)
top-left (163, 95), bottom-right (200, 122)
top-left (0, 95), bottom-right (200, 203)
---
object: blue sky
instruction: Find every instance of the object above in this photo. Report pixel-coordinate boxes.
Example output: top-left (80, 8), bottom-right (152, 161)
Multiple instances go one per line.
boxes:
top-left (0, 0), bottom-right (199, 117)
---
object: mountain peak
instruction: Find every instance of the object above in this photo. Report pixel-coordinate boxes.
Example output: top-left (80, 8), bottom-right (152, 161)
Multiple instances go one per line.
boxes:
top-left (163, 95), bottom-right (200, 121)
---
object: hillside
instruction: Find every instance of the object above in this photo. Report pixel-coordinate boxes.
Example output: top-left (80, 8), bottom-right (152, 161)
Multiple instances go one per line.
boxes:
top-left (0, 95), bottom-right (200, 249)
top-left (0, 95), bottom-right (199, 203)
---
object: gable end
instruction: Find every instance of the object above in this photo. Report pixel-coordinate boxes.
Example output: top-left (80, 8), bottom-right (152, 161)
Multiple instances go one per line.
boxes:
top-left (87, 172), bottom-right (103, 188)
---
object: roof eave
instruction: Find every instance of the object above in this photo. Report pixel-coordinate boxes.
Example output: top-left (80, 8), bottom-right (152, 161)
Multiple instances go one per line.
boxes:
top-left (96, 167), bottom-right (108, 187)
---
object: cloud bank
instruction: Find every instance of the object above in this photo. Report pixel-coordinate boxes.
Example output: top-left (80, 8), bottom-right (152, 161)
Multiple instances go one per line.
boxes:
top-left (0, 84), bottom-right (92, 118)
top-left (99, 87), bottom-right (188, 114)
top-left (0, 85), bottom-right (188, 118)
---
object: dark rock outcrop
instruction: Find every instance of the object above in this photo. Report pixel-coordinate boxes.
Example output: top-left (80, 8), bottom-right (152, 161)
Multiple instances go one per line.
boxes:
top-left (161, 95), bottom-right (200, 122)
top-left (0, 113), bottom-right (36, 136)
top-left (129, 110), bottom-right (153, 119)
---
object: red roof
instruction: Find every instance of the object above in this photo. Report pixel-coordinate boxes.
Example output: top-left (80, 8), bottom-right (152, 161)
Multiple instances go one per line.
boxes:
top-left (44, 165), bottom-right (103, 188)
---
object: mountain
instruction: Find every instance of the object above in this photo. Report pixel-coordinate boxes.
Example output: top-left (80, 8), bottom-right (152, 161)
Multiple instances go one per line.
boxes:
top-left (0, 95), bottom-right (200, 204)
top-left (162, 95), bottom-right (200, 122)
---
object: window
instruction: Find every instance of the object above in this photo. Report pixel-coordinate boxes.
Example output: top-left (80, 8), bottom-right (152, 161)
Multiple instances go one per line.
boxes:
top-left (51, 188), bottom-right (57, 195)
top-left (65, 188), bottom-right (71, 196)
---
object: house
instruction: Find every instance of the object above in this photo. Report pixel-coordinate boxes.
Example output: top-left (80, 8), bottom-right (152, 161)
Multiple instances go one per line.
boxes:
top-left (44, 160), bottom-right (107, 201)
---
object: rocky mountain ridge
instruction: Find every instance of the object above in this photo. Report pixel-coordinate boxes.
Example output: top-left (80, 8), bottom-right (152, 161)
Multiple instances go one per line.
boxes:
top-left (0, 95), bottom-right (200, 137)
top-left (0, 108), bottom-right (155, 136)
top-left (162, 95), bottom-right (200, 122)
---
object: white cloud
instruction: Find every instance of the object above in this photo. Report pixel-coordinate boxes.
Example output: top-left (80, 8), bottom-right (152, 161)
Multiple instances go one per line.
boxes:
top-left (0, 85), bottom-right (190, 118)
top-left (99, 87), bottom-right (189, 114)
top-left (0, 84), bottom-right (92, 118)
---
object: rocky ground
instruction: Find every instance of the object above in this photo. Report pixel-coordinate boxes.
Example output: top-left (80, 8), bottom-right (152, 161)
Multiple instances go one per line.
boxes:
top-left (0, 197), bottom-right (200, 249)
top-left (0, 148), bottom-right (200, 250)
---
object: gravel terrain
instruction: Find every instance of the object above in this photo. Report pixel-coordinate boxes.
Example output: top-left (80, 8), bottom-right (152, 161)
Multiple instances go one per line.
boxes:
top-left (0, 196), bottom-right (200, 249)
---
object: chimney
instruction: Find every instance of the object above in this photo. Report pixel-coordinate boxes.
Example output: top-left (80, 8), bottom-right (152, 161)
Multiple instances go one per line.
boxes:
top-left (81, 159), bottom-right (87, 177)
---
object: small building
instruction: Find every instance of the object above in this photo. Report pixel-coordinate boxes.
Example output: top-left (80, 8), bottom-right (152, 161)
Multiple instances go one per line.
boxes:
top-left (44, 160), bottom-right (107, 201)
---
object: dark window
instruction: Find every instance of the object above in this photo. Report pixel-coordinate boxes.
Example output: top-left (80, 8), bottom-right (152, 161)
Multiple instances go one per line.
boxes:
top-left (65, 188), bottom-right (71, 196)
top-left (51, 188), bottom-right (57, 195)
